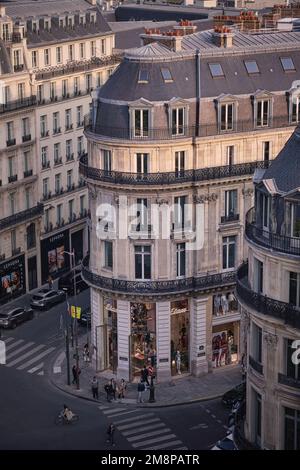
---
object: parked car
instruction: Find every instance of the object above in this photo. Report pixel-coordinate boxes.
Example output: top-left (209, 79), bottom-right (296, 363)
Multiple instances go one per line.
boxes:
top-left (30, 289), bottom-right (66, 310)
top-left (228, 399), bottom-right (246, 428)
top-left (222, 382), bottom-right (246, 408)
top-left (58, 268), bottom-right (88, 296)
top-left (0, 307), bottom-right (34, 329)
top-left (78, 309), bottom-right (91, 328)
top-left (211, 432), bottom-right (237, 450)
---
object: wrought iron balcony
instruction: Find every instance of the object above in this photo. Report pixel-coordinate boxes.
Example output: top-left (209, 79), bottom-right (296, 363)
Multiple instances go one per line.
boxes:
top-left (249, 355), bottom-right (263, 375)
top-left (12, 247), bottom-right (21, 256)
top-left (0, 96), bottom-right (37, 114)
top-left (246, 207), bottom-right (300, 256)
top-left (53, 127), bottom-right (61, 135)
top-left (65, 124), bottom-right (73, 131)
top-left (79, 154), bottom-right (271, 187)
top-left (42, 161), bottom-right (50, 170)
top-left (24, 169), bottom-right (33, 178)
top-left (6, 138), bottom-right (16, 147)
top-left (237, 262), bottom-right (300, 329)
top-left (54, 157), bottom-right (63, 166)
top-left (278, 373), bottom-right (300, 389)
top-left (40, 130), bottom-right (49, 138)
top-left (22, 134), bottom-right (31, 142)
top-left (14, 64), bottom-right (24, 72)
top-left (82, 256), bottom-right (236, 295)
top-left (221, 213), bottom-right (240, 224)
top-left (66, 153), bottom-right (74, 162)
top-left (0, 203), bottom-right (43, 231)
top-left (8, 174), bottom-right (18, 183)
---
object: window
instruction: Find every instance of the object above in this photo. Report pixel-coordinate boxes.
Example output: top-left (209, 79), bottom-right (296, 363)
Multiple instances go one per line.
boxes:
top-left (59, 18), bottom-right (64, 28)
top-left (77, 106), bottom-right (83, 126)
top-left (53, 112), bottom-right (60, 133)
top-left (13, 50), bottom-right (21, 67)
top-left (226, 145), bottom-right (234, 166)
top-left (54, 143), bottom-right (60, 163)
top-left (101, 39), bottom-right (106, 55)
top-left (41, 146), bottom-right (48, 167)
top-left (8, 156), bottom-right (15, 177)
top-left (66, 140), bottom-right (72, 158)
top-left (17, 83), bottom-right (25, 101)
top-left (161, 67), bottom-right (173, 82)
top-left (175, 151), bottom-right (185, 177)
top-left (67, 169), bottom-right (73, 189)
top-left (27, 223), bottom-right (36, 249)
top-left (96, 72), bottom-right (103, 87)
top-left (253, 390), bottom-right (262, 447)
top-left (42, 178), bottom-right (49, 198)
top-left (79, 43), bottom-right (85, 59)
top-left (254, 258), bottom-right (263, 294)
top-left (209, 63), bottom-right (224, 77)
top-left (56, 47), bottom-right (62, 64)
top-left (176, 243), bottom-right (186, 277)
top-left (22, 117), bottom-right (29, 137)
top-left (289, 272), bottom-right (300, 307)
top-left (32, 21), bottom-right (38, 33)
top-left (40, 115), bottom-right (47, 137)
top-left (55, 174), bottom-right (61, 193)
top-left (281, 57), bottom-right (295, 72)
top-left (134, 109), bottom-right (149, 137)
top-left (222, 236), bottom-right (236, 270)
top-left (103, 149), bottom-right (112, 173)
top-left (291, 93), bottom-right (300, 123)
top-left (68, 199), bottom-right (74, 220)
top-left (7, 121), bottom-right (14, 141)
top-left (25, 188), bottom-right (31, 209)
top-left (32, 51), bottom-right (38, 68)
top-left (56, 204), bottom-right (62, 225)
top-left (65, 109), bottom-right (72, 130)
top-left (11, 229), bottom-right (17, 252)
top-left (290, 203), bottom-right (300, 237)
top-left (256, 99), bottom-right (270, 127)
top-left (221, 103), bottom-right (233, 131)
top-left (23, 151), bottom-right (30, 172)
top-left (224, 189), bottom-right (238, 220)
top-left (44, 19), bottom-right (50, 31)
top-left (9, 193), bottom-right (15, 215)
top-left (174, 196), bottom-right (186, 230)
top-left (138, 70), bottom-right (149, 83)
top-left (68, 16), bottom-right (74, 27)
top-left (4, 85), bottom-right (10, 104)
top-left (244, 60), bottom-right (259, 74)
top-left (37, 84), bottom-right (44, 103)
top-left (284, 408), bottom-right (300, 450)
top-left (80, 195), bottom-right (86, 214)
top-left (90, 41), bottom-right (96, 57)
top-left (104, 241), bottom-right (113, 269)
top-left (2, 23), bottom-right (10, 41)
top-left (258, 192), bottom-right (270, 231)
top-left (77, 136), bottom-right (84, 156)
top-left (136, 198), bottom-right (148, 231)
top-left (86, 74), bottom-right (92, 91)
top-left (263, 141), bottom-right (270, 162)
top-left (62, 79), bottom-right (68, 98)
top-left (135, 245), bottom-right (151, 280)
top-left (68, 44), bottom-right (74, 61)
top-left (74, 77), bottom-right (80, 95)
top-left (80, 15), bottom-right (86, 26)
top-left (44, 49), bottom-right (50, 66)
top-left (136, 153), bottom-right (148, 176)
top-left (252, 322), bottom-right (262, 364)
top-left (285, 338), bottom-right (300, 381)
top-left (50, 82), bottom-right (56, 101)
top-left (172, 107), bottom-right (185, 135)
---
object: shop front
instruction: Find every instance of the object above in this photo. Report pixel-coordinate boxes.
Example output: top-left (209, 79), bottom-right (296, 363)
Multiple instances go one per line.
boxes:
top-left (40, 229), bottom-right (70, 283)
top-left (212, 321), bottom-right (240, 368)
top-left (71, 228), bottom-right (84, 265)
top-left (0, 254), bottom-right (26, 305)
top-left (170, 300), bottom-right (189, 376)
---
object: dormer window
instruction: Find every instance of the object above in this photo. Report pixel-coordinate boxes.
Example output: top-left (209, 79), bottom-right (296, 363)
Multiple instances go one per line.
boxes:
top-left (32, 21), bottom-right (38, 33)
top-left (220, 103), bottom-right (233, 131)
top-left (90, 12), bottom-right (96, 24)
top-left (290, 203), bottom-right (300, 238)
top-left (172, 108), bottom-right (185, 136)
top-left (138, 70), bottom-right (149, 84)
top-left (252, 91), bottom-right (273, 128)
top-left (59, 17), bottom-right (65, 28)
top-left (134, 109), bottom-right (149, 137)
top-left (161, 67), bottom-right (173, 83)
top-left (216, 94), bottom-right (237, 133)
top-left (68, 16), bottom-right (74, 28)
top-left (44, 19), bottom-right (50, 31)
top-left (80, 14), bottom-right (86, 25)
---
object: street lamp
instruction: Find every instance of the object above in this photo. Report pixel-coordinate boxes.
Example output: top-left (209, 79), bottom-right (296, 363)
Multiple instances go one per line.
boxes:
top-left (62, 287), bottom-right (71, 386)
top-left (63, 249), bottom-right (80, 390)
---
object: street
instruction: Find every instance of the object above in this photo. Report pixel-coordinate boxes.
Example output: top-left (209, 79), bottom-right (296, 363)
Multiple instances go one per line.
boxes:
top-left (0, 289), bottom-right (231, 450)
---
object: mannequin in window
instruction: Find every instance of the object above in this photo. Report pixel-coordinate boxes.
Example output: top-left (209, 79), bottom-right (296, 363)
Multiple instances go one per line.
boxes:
top-left (228, 292), bottom-right (236, 312)
top-left (175, 350), bottom-right (181, 374)
top-left (221, 294), bottom-right (229, 315)
top-left (214, 294), bottom-right (222, 316)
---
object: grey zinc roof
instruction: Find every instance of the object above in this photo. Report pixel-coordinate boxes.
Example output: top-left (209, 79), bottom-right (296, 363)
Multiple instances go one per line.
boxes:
top-left (5, 0), bottom-right (93, 17)
top-left (263, 126), bottom-right (300, 194)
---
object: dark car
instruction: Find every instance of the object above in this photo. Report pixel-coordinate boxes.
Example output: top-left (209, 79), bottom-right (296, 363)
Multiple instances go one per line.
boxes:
top-left (211, 433), bottom-right (236, 450)
top-left (78, 309), bottom-right (91, 328)
top-left (222, 382), bottom-right (246, 408)
top-left (30, 288), bottom-right (66, 310)
top-left (0, 307), bottom-right (34, 329)
top-left (58, 268), bottom-right (88, 296)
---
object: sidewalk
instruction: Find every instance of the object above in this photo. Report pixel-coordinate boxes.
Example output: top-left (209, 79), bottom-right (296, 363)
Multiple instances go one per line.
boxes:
top-left (50, 334), bottom-right (242, 408)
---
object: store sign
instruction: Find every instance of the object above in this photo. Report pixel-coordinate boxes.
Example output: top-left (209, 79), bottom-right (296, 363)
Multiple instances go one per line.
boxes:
top-left (119, 356), bottom-right (128, 361)
top-left (0, 254), bottom-right (26, 302)
top-left (171, 308), bottom-right (188, 315)
top-left (159, 358), bottom-right (169, 363)
top-left (40, 229), bottom-right (70, 282)
top-left (197, 352), bottom-right (206, 357)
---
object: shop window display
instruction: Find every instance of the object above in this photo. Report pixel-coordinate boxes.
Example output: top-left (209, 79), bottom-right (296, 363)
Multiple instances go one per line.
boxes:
top-left (130, 303), bottom-right (156, 380)
top-left (212, 328), bottom-right (238, 367)
top-left (213, 291), bottom-right (238, 316)
top-left (104, 298), bottom-right (118, 373)
top-left (171, 300), bottom-right (189, 375)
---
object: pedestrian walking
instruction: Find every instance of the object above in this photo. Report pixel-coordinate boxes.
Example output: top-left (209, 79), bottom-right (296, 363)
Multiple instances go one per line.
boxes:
top-left (72, 365), bottom-right (77, 384)
top-left (110, 378), bottom-right (117, 400)
top-left (118, 379), bottom-right (127, 401)
top-left (91, 376), bottom-right (99, 400)
top-left (104, 380), bottom-right (112, 402)
top-left (83, 343), bottom-right (90, 362)
top-left (137, 380), bottom-right (146, 403)
top-left (106, 423), bottom-right (116, 446)
top-left (141, 365), bottom-right (149, 385)
top-left (48, 275), bottom-right (53, 290)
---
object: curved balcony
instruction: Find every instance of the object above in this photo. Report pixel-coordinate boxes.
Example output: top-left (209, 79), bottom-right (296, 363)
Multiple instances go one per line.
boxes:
top-left (245, 207), bottom-right (300, 256)
top-left (237, 262), bottom-right (300, 329)
top-left (79, 154), bottom-right (270, 187)
top-left (0, 203), bottom-right (44, 231)
top-left (82, 256), bottom-right (236, 296)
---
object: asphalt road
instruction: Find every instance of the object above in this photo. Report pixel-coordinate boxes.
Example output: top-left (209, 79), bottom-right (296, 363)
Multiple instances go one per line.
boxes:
top-left (0, 288), bottom-right (230, 450)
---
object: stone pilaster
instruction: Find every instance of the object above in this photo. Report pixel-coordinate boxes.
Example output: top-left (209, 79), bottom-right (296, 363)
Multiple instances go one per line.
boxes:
top-left (156, 301), bottom-right (171, 382)
top-left (117, 299), bottom-right (130, 381)
top-left (191, 297), bottom-right (209, 376)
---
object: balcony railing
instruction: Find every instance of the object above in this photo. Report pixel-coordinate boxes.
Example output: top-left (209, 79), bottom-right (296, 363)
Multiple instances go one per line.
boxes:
top-left (14, 64), bottom-right (24, 72)
top-left (42, 161), bottom-right (50, 170)
top-left (24, 169), bottom-right (33, 178)
top-left (246, 207), bottom-right (300, 256)
top-left (0, 203), bottom-right (43, 231)
top-left (82, 256), bottom-right (236, 295)
top-left (12, 247), bottom-right (21, 256)
top-left (22, 134), bottom-right (31, 142)
top-left (85, 115), bottom-right (295, 141)
top-left (249, 355), bottom-right (263, 375)
top-left (40, 130), bottom-right (49, 138)
top-left (221, 213), bottom-right (240, 224)
top-left (237, 262), bottom-right (300, 329)
top-left (6, 138), bottom-right (16, 147)
top-left (8, 174), bottom-right (18, 183)
top-left (34, 55), bottom-right (122, 81)
top-left (0, 96), bottom-right (37, 114)
top-left (54, 157), bottom-right (63, 166)
top-left (53, 127), bottom-right (61, 135)
top-left (278, 373), bottom-right (300, 389)
top-left (80, 154), bottom-right (271, 186)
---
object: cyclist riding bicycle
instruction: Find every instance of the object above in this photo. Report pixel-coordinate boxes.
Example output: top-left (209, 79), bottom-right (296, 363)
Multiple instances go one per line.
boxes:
top-left (62, 404), bottom-right (74, 422)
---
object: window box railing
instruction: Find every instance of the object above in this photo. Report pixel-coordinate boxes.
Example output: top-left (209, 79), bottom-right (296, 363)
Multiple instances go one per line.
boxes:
top-left (66, 153), bottom-right (74, 162)
top-left (43, 191), bottom-right (52, 200)
top-left (6, 138), bottom-right (16, 147)
top-left (22, 134), bottom-right (32, 142)
top-left (54, 157), bottom-right (63, 166)
top-left (55, 187), bottom-right (64, 195)
top-left (24, 169), bottom-right (33, 178)
top-left (65, 124), bottom-right (73, 131)
top-left (0, 254), bottom-right (5, 262)
top-left (42, 161), bottom-right (50, 169)
top-left (0, 203), bottom-right (43, 231)
top-left (14, 64), bottom-right (24, 72)
top-left (53, 127), bottom-right (61, 134)
top-left (278, 373), bottom-right (300, 389)
top-left (74, 90), bottom-right (81, 97)
top-left (44, 222), bottom-right (53, 233)
top-left (62, 93), bottom-right (70, 99)
top-left (8, 174), bottom-right (18, 183)
top-left (249, 355), bottom-right (263, 375)
top-left (56, 218), bottom-right (65, 228)
top-left (12, 247), bottom-right (21, 256)
top-left (77, 121), bottom-right (84, 128)
top-left (67, 183), bottom-right (75, 192)
top-left (0, 96), bottom-right (36, 114)
top-left (50, 96), bottom-right (58, 102)
top-left (68, 213), bottom-right (77, 224)
top-left (40, 130), bottom-right (49, 138)
top-left (221, 213), bottom-right (240, 223)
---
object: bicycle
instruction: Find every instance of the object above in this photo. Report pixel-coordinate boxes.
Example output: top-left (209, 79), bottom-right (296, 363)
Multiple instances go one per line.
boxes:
top-left (54, 411), bottom-right (79, 425)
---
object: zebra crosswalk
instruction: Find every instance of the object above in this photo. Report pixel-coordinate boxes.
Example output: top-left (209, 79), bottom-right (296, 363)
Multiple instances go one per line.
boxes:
top-left (0, 336), bottom-right (56, 376)
top-left (99, 405), bottom-right (188, 450)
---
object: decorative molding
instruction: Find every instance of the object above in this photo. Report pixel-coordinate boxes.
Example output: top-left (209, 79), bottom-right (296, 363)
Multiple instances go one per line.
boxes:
top-left (88, 183), bottom-right (97, 200)
top-left (193, 193), bottom-right (218, 204)
top-left (242, 188), bottom-right (254, 198)
top-left (264, 332), bottom-right (278, 350)
top-left (156, 198), bottom-right (169, 206)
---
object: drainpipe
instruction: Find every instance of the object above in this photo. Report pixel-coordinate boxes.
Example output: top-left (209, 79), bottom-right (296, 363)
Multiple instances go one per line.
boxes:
top-left (195, 49), bottom-right (201, 138)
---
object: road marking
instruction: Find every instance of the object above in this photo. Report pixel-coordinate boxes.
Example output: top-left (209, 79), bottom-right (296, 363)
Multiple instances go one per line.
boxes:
top-left (3, 337), bottom-right (15, 344)
top-left (189, 423), bottom-right (208, 430)
top-left (53, 351), bottom-right (65, 371)
top-left (6, 344), bottom-right (45, 367)
top-left (206, 409), bottom-right (211, 413)
top-left (211, 414), bottom-right (216, 419)
top-left (6, 342), bottom-right (35, 360)
top-left (132, 433), bottom-right (177, 448)
top-left (102, 408), bottom-right (127, 415)
top-left (118, 417), bottom-right (160, 431)
top-left (147, 440), bottom-right (183, 450)
top-left (123, 422), bottom-right (165, 437)
top-left (17, 347), bottom-right (55, 370)
top-left (98, 405), bottom-right (109, 411)
top-left (128, 428), bottom-right (172, 443)
top-left (38, 371), bottom-right (44, 376)
top-left (223, 425), bottom-right (229, 430)
top-left (176, 447), bottom-right (188, 450)
top-left (28, 362), bottom-right (44, 374)
top-left (115, 413), bottom-right (154, 426)
top-left (5, 339), bottom-right (24, 352)
top-left (217, 419), bottom-right (222, 424)
top-left (107, 410), bottom-right (141, 421)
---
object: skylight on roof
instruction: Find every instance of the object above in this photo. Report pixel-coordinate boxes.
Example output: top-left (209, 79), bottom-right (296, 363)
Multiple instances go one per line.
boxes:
top-left (138, 69), bottom-right (149, 83)
top-left (208, 63), bottom-right (224, 78)
top-left (244, 60), bottom-right (259, 74)
top-left (280, 57), bottom-right (295, 71)
top-left (161, 67), bottom-right (173, 82)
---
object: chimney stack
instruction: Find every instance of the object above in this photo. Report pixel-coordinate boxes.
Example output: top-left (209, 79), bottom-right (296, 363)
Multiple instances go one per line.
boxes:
top-left (212, 26), bottom-right (235, 48)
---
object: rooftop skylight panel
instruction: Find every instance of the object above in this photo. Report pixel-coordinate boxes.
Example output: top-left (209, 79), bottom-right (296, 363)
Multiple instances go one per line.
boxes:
top-left (208, 63), bottom-right (224, 78)
top-left (244, 60), bottom-right (259, 74)
top-left (138, 69), bottom-right (149, 83)
top-left (161, 67), bottom-right (173, 82)
top-left (280, 57), bottom-right (295, 71)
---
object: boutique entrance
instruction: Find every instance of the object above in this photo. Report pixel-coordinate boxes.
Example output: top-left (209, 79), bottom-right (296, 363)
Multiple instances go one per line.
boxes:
top-left (103, 298), bottom-right (118, 373)
top-left (171, 300), bottom-right (189, 376)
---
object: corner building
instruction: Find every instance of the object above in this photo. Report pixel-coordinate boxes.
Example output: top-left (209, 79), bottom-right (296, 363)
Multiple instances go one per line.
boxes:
top-left (82, 25), bottom-right (300, 382)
